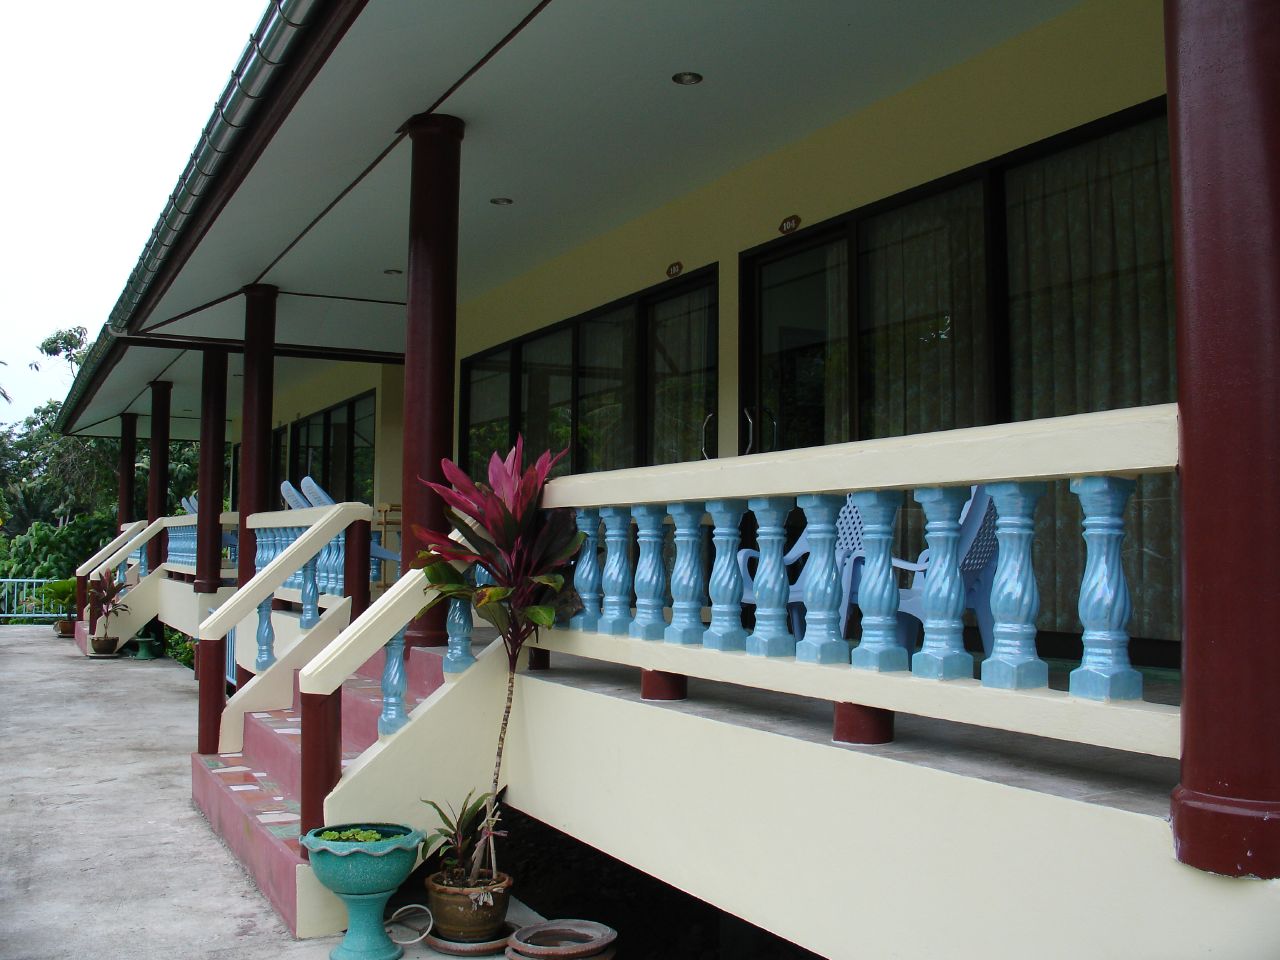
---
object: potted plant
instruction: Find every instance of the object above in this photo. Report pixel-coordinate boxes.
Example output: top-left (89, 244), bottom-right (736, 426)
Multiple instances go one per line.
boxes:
top-left (38, 578), bottom-right (78, 637)
top-left (87, 572), bottom-right (129, 656)
top-left (299, 823), bottom-right (425, 960)
top-left (421, 790), bottom-right (510, 943)
top-left (415, 439), bottom-right (584, 941)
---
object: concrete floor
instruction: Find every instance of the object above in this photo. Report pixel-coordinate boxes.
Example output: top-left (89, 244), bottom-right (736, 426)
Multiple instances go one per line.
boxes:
top-left (0, 625), bottom-right (532, 960)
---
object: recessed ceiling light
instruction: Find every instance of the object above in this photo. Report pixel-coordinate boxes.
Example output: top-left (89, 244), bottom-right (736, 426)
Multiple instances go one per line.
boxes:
top-left (489, 197), bottom-right (514, 206)
top-left (671, 72), bottom-right (703, 85)
top-left (383, 268), bottom-right (403, 276)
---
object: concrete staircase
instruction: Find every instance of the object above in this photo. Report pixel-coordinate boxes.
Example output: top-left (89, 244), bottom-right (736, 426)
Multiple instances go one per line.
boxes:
top-left (191, 645), bottom-right (446, 935)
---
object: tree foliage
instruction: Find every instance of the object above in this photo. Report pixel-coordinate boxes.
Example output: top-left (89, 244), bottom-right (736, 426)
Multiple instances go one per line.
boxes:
top-left (0, 327), bottom-right (201, 578)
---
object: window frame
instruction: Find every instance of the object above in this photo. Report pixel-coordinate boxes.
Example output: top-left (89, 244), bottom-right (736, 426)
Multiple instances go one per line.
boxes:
top-left (287, 389), bottom-right (376, 502)
top-left (459, 265), bottom-right (719, 475)
top-left (737, 96), bottom-right (1167, 452)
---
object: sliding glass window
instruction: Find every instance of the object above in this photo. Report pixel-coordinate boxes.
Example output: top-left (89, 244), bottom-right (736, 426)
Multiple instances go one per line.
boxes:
top-left (461, 272), bottom-right (717, 476)
top-left (288, 391), bottom-right (376, 503)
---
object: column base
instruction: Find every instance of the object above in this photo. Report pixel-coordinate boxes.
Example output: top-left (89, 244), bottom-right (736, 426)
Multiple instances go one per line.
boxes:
top-left (1069, 665), bottom-right (1142, 701)
top-left (1171, 784), bottom-right (1280, 878)
top-left (912, 649), bottom-right (973, 680)
top-left (982, 656), bottom-right (1048, 690)
top-left (833, 702), bottom-right (894, 744)
top-left (746, 631), bottom-right (795, 657)
top-left (797, 638), bottom-right (852, 664)
top-left (236, 665), bottom-right (254, 689)
top-left (641, 669), bottom-right (687, 701)
top-left (851, 643), bottom-right (909, 672)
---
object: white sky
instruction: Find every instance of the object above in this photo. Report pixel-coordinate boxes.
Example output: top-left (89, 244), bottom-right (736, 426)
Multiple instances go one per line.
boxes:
top-left (0, 0), bottom-right (267, 426)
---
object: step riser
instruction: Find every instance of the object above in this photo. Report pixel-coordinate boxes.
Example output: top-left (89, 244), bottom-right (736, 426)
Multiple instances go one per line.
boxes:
top-left (192, 755), bottom-right (301, 935)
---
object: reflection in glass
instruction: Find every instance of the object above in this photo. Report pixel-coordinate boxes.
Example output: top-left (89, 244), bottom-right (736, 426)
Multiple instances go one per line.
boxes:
top-left (650, 286), bottom-right (717, 465)
top-left (759, 240), bottom-right (848, 451)
top-left (578, 307), bottom-right (638, 472)
top-left (466, 349), bottom-right (512, 479)
top-left (520, 329), bottom-right (573, 477)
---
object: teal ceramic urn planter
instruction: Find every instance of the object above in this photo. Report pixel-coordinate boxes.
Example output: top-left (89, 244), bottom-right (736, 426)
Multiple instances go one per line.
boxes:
top-left (301, 823), bottom-right (425, 960)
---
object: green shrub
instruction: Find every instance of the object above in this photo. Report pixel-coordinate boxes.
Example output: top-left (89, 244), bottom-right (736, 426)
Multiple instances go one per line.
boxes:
top-left (164, 628), bottom-right (195, 669)
top-left (0, 512), bottom-right (118, 580)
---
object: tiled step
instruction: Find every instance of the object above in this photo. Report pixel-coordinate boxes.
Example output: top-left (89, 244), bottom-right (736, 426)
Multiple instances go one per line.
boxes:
top-left (73, 619), bottom-right (89, 656)
top-left (191, 751), bottom-right (307, 934)
top-left (194, 644), bottom-right (450, 936)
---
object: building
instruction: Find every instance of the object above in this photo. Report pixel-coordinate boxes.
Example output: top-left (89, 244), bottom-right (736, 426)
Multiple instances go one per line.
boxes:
top-left (59, 1), bottom-right (1280, 956)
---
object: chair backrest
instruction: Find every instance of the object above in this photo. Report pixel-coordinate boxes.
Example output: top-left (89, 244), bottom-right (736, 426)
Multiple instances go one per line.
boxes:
top-left (279, 481), bottom-right (311, 510)
top-left (957, 486), bottom-right (998, 576)
top-left (182, 495), bottom-right (198, 514)
top-left (835, 495), bottom-right (865, 556)
top-left (300, 476), bottom-right (336, 507)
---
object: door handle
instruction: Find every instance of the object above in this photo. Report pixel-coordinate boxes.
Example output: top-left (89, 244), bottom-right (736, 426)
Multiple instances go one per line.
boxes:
top-left (742, 408), bottom-right (755, 456)
top-left (700, 413), bottom-right (714, 461)
top-left (762, 406), bottom-right (779, 451)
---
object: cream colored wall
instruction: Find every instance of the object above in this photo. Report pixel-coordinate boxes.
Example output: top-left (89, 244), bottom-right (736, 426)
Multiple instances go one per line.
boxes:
top-left (456, 0), bottom-right (1167, 455)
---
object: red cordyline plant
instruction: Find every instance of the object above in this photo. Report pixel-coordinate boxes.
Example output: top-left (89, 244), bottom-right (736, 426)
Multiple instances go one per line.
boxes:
top-left (414, 438), bottom-right (583, 885)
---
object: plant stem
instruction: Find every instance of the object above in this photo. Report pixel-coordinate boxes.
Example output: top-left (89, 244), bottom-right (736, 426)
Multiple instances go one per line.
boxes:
top-left (486, 665), bottom-right (517, 881)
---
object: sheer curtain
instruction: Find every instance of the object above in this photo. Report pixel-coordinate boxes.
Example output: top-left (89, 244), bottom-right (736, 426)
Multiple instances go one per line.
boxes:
top-left (1006, 116), bottom-right (1178, 642)
top-left (857, 180), bottom-right (991, 557)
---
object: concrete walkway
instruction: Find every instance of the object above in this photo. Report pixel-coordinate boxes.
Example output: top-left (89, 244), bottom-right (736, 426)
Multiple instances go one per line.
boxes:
top-left (0, 625), bottom-right (350, 959)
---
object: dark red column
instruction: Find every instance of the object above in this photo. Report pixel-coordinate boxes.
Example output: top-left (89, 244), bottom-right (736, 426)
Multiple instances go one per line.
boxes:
top-left (195, 349), bottom-right (228, 594)
top-left (640, 669), bottom-right (687, 701)
top-left (833, 703), bottom-right (894, 745)
top-left (300, 690), bottom-right (342, 839)
top-left (1166, 0), bottom-right (1280, 878)
top-left (146, 381), bottom-right (172, 570)
top-left (195, 351), bottom-right (228, 752)
top-left (117, 413), bottom-right (137, 526)
top-left (344, 519), bottom-right (372, 621)
top-left (238, 285), bottom-right (277, 589)
top-left (402, 113), bottom-right (464, 647)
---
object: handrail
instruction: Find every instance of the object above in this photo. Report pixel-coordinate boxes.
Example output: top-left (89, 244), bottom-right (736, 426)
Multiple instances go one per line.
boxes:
top-left (165, 510), bottom-right (238, 528)
top-left (542, 403), bottom-right (1178, 508)
top-left (248, 504), bottom-right (336, 529)
top-left (298, 568), bottom-right (428, 695)
top-left (90, 517), bottom-right (168, 581)
top-left (76, 521), bottom-right (146, 577)
top-left (199, 502), bottom-right (371, 641)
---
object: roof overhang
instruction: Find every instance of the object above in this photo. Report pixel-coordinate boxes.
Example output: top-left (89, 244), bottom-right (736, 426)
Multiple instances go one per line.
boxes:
top-left (62, 0), bottom-right (1084, 437)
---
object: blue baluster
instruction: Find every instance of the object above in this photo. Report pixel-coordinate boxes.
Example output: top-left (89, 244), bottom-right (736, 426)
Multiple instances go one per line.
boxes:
top-left (255, 596), bottom-right (276, 671)
top-left (335, 530), bottom-right (347, 594)
top-left (630, 505), bottom-right (667, 640)
top-left (289, 529), bottom-right (304, 589)
top-left (796, 494), bottom-right (849, 664)
top-left (444, 596), bottom-right (477, 674)
top-left (138, 546), bottom-right (148, 578)
top-left (912, 487), bottom-right (974, 680)
top-left (597, 508), bottom-right (634, 635)
top-left (116, 561), bottom-right (126, 586)
top-left (665, 502), bottom-right (706, 645)
top-left (746, 497), bottom-right (796, 657)
top-left (300, 554), bottom-right (320, 629)
top-left (1069, 476), bottom-right (1141, 700)
top-left (850, 490), bottom-right (907, 671)
top-left (704, 499), bottom-right (748, 651)
top-left (379, 627), bottom-right (408, 734)
top-left (318, 535), bottom-right (335, 593)
top-left (570, 508), bottom-right (602, 631)
top-left (983, 482), bottom-right (1048, 689)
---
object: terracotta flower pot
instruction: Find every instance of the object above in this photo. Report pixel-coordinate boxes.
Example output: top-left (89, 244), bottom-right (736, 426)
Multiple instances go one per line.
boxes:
top-left (426, 870), bottom-right (513, 943)
top-left (54, 619), bottom-right (75, 638)
top-left (90, 635), bottom-right (118, 656)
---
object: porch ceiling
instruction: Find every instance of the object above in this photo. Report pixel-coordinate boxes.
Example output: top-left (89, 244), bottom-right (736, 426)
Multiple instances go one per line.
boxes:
top-left (69, 0), bottom-right (1080, 435)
